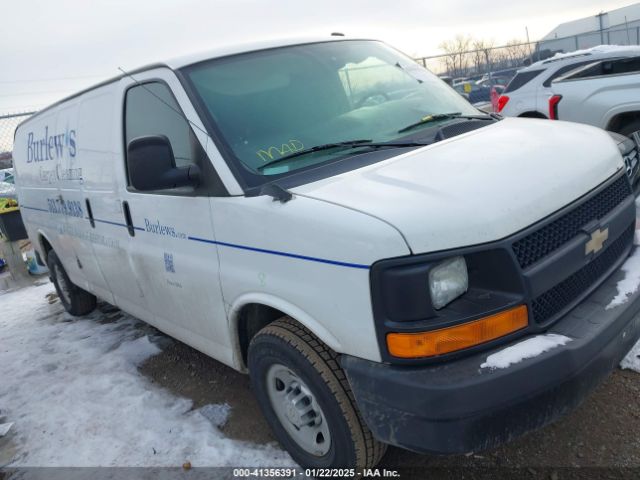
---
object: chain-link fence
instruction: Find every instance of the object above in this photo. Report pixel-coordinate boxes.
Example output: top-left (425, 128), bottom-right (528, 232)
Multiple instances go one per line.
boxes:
top-left (413, 25), bottom-right (640, 111)
top-left (539, 23), bottom-right (640, 53)
top-left (0, 112), bottom-right (35, 168)
top-left (416, 41), bottom-right (538, 79)
top-left (414, 41), bottom-right (539, 109)
top-left (415, 26), bottom-right (640, 82)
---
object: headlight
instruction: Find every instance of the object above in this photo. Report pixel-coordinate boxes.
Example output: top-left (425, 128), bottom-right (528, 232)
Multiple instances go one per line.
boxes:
top-left (428, 256), bottom-right (468, 309)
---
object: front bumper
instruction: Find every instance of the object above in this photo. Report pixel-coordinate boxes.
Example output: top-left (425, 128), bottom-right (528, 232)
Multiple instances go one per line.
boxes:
top-left (342, 259), bottom-right (640, 454)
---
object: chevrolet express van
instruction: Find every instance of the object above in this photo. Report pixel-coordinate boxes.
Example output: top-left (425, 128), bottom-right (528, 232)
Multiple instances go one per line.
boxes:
top-left (13, 37), bottom-right (640, 468)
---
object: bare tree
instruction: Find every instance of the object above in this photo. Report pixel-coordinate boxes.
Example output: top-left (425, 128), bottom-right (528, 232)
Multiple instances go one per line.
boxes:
top-left (439, 35), bottom-right (473, 78)
top-left (435, 35), bottom-right (535, 77)
top-left (502, 39), bottom-right (530, 68)
top-left (472, 38), bottom-right (495, 75)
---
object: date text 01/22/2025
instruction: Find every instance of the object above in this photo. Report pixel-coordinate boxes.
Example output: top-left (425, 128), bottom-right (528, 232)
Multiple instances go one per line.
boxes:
top-left (232, 468), bottom-right (401, 478)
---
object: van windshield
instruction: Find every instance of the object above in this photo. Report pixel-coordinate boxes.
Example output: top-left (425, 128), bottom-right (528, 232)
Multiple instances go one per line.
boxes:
top-left (183, 40), bottom-right (478, 179)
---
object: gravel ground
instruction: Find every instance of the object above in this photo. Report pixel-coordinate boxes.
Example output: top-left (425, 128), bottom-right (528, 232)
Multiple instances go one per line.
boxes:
top-left (1, 285), bottom-right (638, 477)
top-left (140, 333), bottom-right (640, 470)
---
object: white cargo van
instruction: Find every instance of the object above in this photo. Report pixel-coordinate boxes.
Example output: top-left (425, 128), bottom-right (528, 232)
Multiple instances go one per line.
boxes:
top-left (13, 37), bottom-right (640, 469)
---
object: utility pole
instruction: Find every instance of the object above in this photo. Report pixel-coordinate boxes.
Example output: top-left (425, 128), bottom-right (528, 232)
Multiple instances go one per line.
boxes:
top-left (625, 16), bottom-right (631, 45)
top-left (525, 26), bottom-right (533, 58)
top-left (596, 11), bottom-right (606, 44)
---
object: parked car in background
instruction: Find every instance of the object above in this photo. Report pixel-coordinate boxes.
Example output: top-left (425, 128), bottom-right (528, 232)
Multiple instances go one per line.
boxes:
top-left (0, 168), bottom-right (16, 199)
top-left (475, 76), bottom-right (511, 88)
top-left (453, 81), bottom-right (492, 105)
top-left (490, 85), bottom-right (506, 113)
top-left (0, 168), bottom-right (13, 183)
top-left (439, 75), bottom-right (453, 86)
top-left (498, 45), bottom-right (640, 118)
top-left (548, 54), bottom-right (640, 189)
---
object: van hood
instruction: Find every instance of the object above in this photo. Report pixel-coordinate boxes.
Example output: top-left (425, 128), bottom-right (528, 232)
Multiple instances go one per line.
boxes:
top-left (293, 118), bottom-right (623, 254)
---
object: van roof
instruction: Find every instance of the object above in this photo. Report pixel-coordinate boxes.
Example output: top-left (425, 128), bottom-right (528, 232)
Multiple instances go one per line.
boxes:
top-left (163, 35), bottom-right (358, 69)
top-left (19, 36), bottom-right (367, 125)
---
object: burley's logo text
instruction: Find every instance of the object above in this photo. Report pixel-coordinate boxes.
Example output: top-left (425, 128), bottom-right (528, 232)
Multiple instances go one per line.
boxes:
top-left (27, 126), bottom-right (76, 163)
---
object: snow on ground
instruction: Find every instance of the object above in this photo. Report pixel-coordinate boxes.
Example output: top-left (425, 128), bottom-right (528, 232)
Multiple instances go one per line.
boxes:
top-left (607, 247), bottom-right (640, 309)
top-left (621, 337), bottom-right (640, 374)
top-left (480, 334), bottom-right (572, 370)
top-left (0, 283), bottom-right (292, 467)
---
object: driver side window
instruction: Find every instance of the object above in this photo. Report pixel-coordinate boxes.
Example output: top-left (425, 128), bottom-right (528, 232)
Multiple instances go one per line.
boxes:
top-left (124, 82), bottom-right (208, 193)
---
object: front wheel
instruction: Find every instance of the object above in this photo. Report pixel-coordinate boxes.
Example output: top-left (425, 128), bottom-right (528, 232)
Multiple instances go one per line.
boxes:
top-left (248, 317), bottom-right (386, 469)
top-left (47, 250), bottom-right (96, 316)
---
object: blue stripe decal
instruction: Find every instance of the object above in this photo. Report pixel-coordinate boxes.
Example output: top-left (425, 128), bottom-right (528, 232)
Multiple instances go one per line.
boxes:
top-left (19, 204), bottom-right (368, 270)
top-left (21, 205), bottom-right (49, 213)
top-left (188, 236), bottom-right (370, 270)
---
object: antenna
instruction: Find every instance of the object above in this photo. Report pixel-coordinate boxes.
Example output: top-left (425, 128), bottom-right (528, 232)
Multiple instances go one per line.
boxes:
top-left (117, 66), bottom-right (212, 140)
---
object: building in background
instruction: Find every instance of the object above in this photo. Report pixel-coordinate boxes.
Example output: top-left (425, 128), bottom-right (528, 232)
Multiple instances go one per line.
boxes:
top-left (539, 2), bottom-right (640, 52)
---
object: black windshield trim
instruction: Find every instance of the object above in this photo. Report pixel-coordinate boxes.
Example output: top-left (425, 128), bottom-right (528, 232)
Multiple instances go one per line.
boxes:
top-left (245, 147), bottom-right (422, 196)
top-left (177, 39), bottom-right (472, 194)
top-left (178, 40), bottom-right (406, 192)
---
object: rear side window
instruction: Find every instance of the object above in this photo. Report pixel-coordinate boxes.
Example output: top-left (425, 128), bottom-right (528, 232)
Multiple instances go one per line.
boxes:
top-left (543, 60), bottom-right (609, 87)
top-left (598, 56), bottom-right (640, 75)
top-left (504, 70), bottom-right (544, 93)
top-left (558, 56), bottom-right (640, 81)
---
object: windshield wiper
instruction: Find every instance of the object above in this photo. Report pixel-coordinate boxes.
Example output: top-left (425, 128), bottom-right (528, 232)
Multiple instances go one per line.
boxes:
top-left (256, 139), bottom-right (426, 171)
top-left (398, 112), bottom-right (493, 134)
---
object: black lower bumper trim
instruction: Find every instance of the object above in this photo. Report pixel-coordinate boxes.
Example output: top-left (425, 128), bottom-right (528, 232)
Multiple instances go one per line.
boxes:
top-left (343, 260), bottom-right (640, 454)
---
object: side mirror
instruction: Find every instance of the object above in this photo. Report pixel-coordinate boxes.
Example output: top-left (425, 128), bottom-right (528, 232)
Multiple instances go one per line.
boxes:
top-left (127, 135), bottom-right (200, 191)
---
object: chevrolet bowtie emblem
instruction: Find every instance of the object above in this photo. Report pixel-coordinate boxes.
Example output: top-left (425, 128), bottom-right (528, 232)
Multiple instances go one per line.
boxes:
top-left (585, 227), bottom-right (609, 256)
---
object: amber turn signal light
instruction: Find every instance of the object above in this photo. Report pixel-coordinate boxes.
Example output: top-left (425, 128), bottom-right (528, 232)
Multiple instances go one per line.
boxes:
top-left (386, 305), bottom-right (528, 359)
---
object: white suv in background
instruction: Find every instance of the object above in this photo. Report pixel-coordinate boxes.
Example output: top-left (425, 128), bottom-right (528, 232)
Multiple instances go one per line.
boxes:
top-left (498, 45), bottom-right (640, 118)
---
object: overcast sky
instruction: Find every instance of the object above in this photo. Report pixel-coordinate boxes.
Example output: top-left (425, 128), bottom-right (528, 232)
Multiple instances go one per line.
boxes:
top-left (0, 0), bottom-right (635, 112)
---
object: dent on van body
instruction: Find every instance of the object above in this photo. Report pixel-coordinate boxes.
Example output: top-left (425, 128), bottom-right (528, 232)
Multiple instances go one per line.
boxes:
top-left (211, 193), bottom-right (411, 366)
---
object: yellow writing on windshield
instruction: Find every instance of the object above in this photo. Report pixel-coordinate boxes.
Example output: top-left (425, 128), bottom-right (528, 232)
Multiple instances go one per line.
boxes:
top-left (257, 140), bottom-right (304, 162)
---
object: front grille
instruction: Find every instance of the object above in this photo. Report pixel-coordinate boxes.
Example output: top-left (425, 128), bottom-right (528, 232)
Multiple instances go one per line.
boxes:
top-left (513, 175), bottom-right (631, 269)
top-left (531, 223), bottom-right (634, 324)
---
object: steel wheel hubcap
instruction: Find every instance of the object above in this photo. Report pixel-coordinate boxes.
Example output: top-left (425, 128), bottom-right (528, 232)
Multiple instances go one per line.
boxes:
top-left (54, 264), bottom-right (72, 305)
top-left (266, 364), bottom-right (331, 456)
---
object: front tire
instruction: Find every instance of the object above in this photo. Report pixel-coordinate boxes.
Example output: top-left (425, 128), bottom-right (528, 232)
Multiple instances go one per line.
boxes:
top-left (248, 317), bottom-right (386, 469)
top-left (47, 250), bottom-right (96, 316)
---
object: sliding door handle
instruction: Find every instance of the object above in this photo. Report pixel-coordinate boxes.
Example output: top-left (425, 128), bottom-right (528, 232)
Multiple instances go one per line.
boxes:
top-left (122, 201), bottom-right (135, 237)
top-left (85, 198), bottom-right (95, 228)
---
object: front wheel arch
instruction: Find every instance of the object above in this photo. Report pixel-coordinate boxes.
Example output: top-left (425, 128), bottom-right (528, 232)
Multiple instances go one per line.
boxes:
top-left (229, 295), bottom-right (344, 371)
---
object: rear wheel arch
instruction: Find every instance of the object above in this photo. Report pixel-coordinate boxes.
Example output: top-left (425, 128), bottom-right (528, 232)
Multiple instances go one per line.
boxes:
top-left (47, 249), bottom-right (97, 316)
top-left (38, 232), bottom-right (54, 263)
top-left (519, 111), bottom-right (547, 119)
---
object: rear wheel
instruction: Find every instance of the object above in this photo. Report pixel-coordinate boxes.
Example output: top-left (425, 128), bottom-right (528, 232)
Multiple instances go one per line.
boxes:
top-left (47, 250), bottom-right (96, 316)
top-left (248, 317), bottom-right (386, 469)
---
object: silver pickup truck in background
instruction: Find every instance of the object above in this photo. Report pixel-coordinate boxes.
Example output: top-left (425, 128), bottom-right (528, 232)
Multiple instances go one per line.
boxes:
top-left (549, 55), bottom-right (640, 189)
